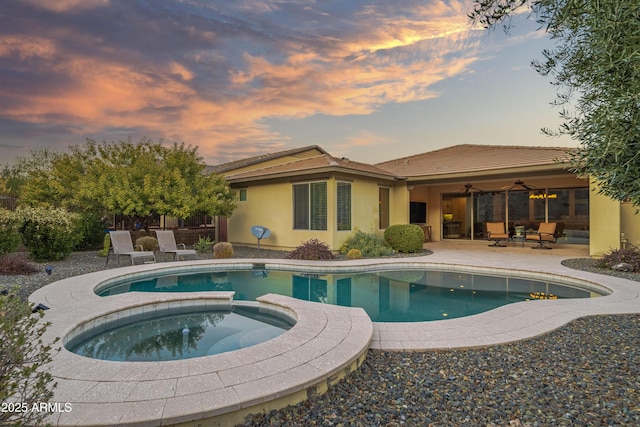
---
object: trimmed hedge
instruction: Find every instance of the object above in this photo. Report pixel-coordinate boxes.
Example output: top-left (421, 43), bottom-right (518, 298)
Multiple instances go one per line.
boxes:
top-left (383, 224), bottom-right (424, 253)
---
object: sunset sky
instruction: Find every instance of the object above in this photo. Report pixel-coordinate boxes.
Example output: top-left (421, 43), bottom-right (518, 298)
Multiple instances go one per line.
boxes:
top-left (0, 0), bottom-right (575, 167)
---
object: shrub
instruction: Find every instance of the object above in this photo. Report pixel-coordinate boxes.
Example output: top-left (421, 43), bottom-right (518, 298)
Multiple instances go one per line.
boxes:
top-left (0, 287), bottom-right (59, 427)
top-left (194, 235), bottom-right (214, 253)
top-left (15, 206), bottom-right (81, 262)
top-left (340, 229), bottom-right (393, 257)
top-left (135, 236), bottom-right (158, 251)
top-left (213, 242), bottom-right (234, 258)
top-left (98, 233), bottom-right (111, 257)
top-left (0, 209), bottom-right (20, 256)
top-left (346, 248), bottom-right (362, 260)
top-left (0, 254), bottom-right (39, 276)
top-left (384, 224), bottom-right (424, 253)
top-left (596, 247), bottom-right (640, 271)
top-left (74, 211), bottom-right (107, 251)
top-left (287, 238), bottom-right (335, 260)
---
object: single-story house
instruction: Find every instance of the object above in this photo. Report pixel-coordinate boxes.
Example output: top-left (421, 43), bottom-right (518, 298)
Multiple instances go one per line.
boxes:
top-left (210, 144), bottom-right (639, 257)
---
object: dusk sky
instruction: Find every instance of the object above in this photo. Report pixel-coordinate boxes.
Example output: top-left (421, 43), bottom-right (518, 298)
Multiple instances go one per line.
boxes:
top-left (0, 0), bottom-right (575, 167)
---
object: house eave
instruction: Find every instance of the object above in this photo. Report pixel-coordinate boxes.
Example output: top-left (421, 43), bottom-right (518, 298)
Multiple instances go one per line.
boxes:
top-left (226, 166), bottom-right (403, 186)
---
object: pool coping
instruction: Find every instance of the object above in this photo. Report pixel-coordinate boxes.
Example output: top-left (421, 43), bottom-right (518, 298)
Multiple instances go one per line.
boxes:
top-left (28, 245), bottom-right (640, 426)
top-left (29, 271), bottom-right (372, 427)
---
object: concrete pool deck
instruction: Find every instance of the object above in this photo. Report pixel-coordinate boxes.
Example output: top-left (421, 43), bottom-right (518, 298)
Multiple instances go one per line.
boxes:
top-left (372, 240), bottom-right (640, 350)
top-left (28, 241), bottom-right (640, 426)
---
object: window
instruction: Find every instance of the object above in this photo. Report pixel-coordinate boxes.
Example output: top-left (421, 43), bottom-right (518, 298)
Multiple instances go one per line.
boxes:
top-left (379, 187), bottom-right (390, 229)
top-left (293, 182), bottom-right (327, 230)
top-left (238, 188), bottom-right (247, 201)
top-left (337, 182), bottom-right (351, 230)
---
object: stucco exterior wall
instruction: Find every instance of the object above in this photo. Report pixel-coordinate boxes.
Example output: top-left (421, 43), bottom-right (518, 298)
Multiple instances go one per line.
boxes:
top-left (621, 203), bottom-right (640, 249)
top-left (589, 181), bottom-right (621, 257)
top-left (227, 176), bottom-right (403, 251)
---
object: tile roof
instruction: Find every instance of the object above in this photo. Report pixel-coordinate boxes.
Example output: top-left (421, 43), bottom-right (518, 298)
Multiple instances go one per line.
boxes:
top-left (375, 144), bottom-right (576, 178)
top-left (208, 145), bottom-right (328, 174)
top-left (224, 154), bottom-right (402, 183)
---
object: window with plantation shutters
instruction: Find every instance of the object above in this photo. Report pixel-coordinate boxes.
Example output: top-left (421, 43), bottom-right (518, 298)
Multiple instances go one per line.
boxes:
top-left (310, 182), bottom-right (327, 230)
top-left (293, 184), bottom-right (309, 229)
top-left (293, 181), bottom-right (327, 230)
top-left (379, 186), bottom-right (390, 229)
top-left (337, 182), bottom-right (351, 230)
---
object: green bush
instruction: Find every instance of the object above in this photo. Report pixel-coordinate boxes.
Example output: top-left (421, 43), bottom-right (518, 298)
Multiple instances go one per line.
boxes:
top-left (74, 211), bottom-right (107, 251)
top-left (1, 287), bottom-right (59, 427)
top-left (135, 236), bottom-right (158, 251)
top-left (15, 206), bottom-right (81, 261)
top-left (287, 238), bottom-right (335, 260)
top-left (346, 248), bottom-right (362, 260)
top-left (213, 241), bottom-right (234, 258)
top-left (340, 229), bottom-right (393, 257)
top-left (384, 224), bottom-right (424, 253)
top-left (0, 209), bottom-right (20, 256)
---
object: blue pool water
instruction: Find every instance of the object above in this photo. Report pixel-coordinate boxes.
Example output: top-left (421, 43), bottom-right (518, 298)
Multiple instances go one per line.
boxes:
top-left (67, 306), bottom-right (293, 362)
top-left (97, 268), bottom-right (599, 322)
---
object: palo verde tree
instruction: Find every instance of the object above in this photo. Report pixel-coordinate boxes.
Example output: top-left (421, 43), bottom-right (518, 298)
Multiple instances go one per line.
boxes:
top-left (18, 138), bottom-right (237, 228)
top-left (469, 0), bottom-right (640, 207)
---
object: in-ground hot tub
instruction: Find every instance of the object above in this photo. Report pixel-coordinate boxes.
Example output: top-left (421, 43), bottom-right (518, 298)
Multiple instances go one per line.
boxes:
top-left (66, 303), bottom-right (295, 362)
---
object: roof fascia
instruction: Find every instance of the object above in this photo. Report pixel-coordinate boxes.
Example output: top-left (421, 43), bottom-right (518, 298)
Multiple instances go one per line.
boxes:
top-left (226, 166), bottom-right (402, 186)
top-left (405, 165), bottom-right (574, 185)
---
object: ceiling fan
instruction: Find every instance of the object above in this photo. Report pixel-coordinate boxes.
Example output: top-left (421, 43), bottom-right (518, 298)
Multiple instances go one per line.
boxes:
top-left (501, 179), bottom-right (536, 191)
top-left (459, 182), bottom-right (484, 194)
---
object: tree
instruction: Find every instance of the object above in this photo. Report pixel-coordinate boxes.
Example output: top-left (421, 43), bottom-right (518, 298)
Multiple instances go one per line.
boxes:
top-left (18, 138), bottom-right (237, 228)
top-left (469, 0), bottom-right (640, 207)
top-left (0, 289), bottom-right (59, 427)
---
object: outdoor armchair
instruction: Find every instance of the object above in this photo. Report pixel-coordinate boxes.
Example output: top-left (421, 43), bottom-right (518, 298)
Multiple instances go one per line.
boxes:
top-left (156, 230), bottom-right (198, 261)
top-left (106, 231), bottom-right (156, 266)
top-left (486, 222), bottom-right (509, 247)
top-left (525, 222), bottom-right (558, 249)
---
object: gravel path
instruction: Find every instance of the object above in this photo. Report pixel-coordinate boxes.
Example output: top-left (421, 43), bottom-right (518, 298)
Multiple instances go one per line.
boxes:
top-left (2, 249), bottom-right (639, 426)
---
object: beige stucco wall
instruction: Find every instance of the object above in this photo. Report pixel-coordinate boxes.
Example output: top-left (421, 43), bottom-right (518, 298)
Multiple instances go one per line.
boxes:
top-left (621, 202), bottom-right (640, 249)
top-left (588, 181), bottom-right (621, 257)
top-left (588, 180), bottom-right (640, 256)
top-left (227, 176), bottom-right (405, 251)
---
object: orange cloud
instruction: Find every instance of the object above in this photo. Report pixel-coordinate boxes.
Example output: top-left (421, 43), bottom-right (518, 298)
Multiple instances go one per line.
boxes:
top-left (21, 0), bottom-right (110, 13)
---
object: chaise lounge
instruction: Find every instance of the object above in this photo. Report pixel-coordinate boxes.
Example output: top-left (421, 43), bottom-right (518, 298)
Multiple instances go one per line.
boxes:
top-left (106, 231), bottom-right (157, 266)
top-left (156, 230), bottom-right (198, 261)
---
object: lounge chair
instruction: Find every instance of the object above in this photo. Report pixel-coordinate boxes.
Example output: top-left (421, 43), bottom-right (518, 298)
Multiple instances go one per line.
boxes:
top-left (486, 222), bottom-right (509, 247)
top-left (525, 222), bottom-right (558, 249)
top-left (156, 230), bottom-right (197, 261)
top-left (106, 231), bottom-right (156, 266)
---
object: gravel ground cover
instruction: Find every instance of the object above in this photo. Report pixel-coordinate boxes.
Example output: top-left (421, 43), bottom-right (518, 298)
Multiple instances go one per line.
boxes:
top-left (2, 248), bottom-right (639, 426)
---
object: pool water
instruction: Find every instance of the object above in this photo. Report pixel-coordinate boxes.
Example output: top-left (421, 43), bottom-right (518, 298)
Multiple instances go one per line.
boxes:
top-left (67, 306), bottom-right (293, 362)
top-left (97, 269), bottom-right (599, 322)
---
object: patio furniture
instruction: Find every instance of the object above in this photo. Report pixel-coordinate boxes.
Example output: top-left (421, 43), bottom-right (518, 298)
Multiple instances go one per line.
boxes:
top-left (156, 230), bottom-right (198, 261)
top-left (525, 222), bottom-right (558, 249)
top-left (106, 231), bottom-right (156, 266)
top-left (486, 222), bottom-right (509, 247)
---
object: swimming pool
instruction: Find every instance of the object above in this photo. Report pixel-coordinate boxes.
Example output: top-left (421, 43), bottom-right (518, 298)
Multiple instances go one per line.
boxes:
top-left (96, 267), bottom-right (602, 322)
